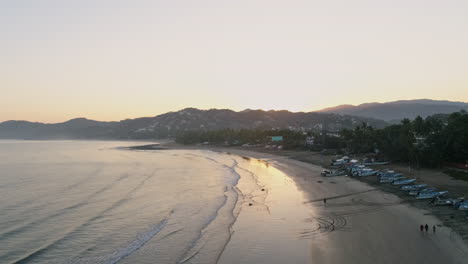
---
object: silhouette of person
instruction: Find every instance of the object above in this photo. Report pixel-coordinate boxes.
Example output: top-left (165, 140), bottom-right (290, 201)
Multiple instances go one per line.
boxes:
top-left (323, 198), bottom-right (327, 205)
top-left (425, 224), bottom-right (429, 232)
top-left (420, 224), bottom-right (424, 232)
top-left (433, 225), bottom-right (436, 234)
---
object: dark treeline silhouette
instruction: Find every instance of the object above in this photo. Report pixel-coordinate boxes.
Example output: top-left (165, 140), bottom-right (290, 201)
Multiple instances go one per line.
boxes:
top-left (340, 111), bottom-right (468, 167)
top-left (175, 127), bottom-right (350, 150)
top-left (176, 111), bottom-right (467, 168)
top-left (175, 129), bottom-right (310, 149)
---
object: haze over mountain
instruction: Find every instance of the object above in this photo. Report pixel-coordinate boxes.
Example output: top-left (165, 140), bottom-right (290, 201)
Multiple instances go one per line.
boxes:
top-left (316, 99), bottom-right (468, 122)
top-left (0, 108), bottom-right (386, 140)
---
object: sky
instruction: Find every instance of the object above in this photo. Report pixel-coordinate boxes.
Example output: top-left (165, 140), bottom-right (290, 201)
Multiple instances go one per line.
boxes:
top-left (1, 0), bottom-right (468, 123)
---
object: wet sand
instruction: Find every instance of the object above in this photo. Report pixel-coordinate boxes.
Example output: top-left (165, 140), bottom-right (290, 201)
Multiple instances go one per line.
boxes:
top-left (219, 147), bottom-right (468, 243)
top-left (214, 148), bottom-right (468, 264)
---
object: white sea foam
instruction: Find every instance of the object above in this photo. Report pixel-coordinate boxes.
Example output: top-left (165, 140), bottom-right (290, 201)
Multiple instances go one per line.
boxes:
top-left (0, 141), bottom-right (247, 264)
top-left (68, 211), bottom-right (172, 264)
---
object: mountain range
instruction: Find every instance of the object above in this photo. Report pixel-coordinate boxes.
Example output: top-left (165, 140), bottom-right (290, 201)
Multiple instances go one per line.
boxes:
top-left (0, 108), bottom-right (385, 140)
top-left (0, 99), bottom-right (466, 140)
top-left (316, 99), bottom-right (468, 122)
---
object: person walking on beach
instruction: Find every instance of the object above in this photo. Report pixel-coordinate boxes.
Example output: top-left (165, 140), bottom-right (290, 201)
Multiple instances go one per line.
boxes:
top-left (323, 198), bottom-right (327, 205)
top-left (420, 224), bottom-right (424, 232)
top-left (433, 225), bottom-right (436, 234)
top-left (425, 224), bottom-right (429, 232)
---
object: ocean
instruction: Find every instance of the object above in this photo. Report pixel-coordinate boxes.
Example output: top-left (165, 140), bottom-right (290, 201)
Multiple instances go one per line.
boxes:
top-left (0, 140), bottom-right (313, 264)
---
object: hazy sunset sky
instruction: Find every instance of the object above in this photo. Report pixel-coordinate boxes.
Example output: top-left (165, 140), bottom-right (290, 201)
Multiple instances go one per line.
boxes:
top-left (1, 0), bottom-right (467, 123)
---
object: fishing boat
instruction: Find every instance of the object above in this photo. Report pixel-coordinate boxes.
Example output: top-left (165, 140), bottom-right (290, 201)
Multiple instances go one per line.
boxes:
top-left (408, 187), bottom-right (436, 196)
top-left (321, 169), bottom-right (347, 177)
top-left (432, 197), bottom-right (461, 206)
top-left (392, 179), bottom-right (416, 185)
top-left (331, 156), bottom-right (351, 166)
top-left (361, 161), bottom-right (390, 166)
top-left (416, 191), bottom-right (448, 199)
top-left (400, 184), bottom-right (427, 191)
top-left (454, 200), bottom-right (468, 210)
top-left (379, 176), bottom-right (405, 183)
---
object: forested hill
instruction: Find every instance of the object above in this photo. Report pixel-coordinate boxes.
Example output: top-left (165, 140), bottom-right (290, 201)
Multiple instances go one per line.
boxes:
top-left (0, 108), bottom-right (386, 140)
top-left (317, 99), bottom-right (468, 122)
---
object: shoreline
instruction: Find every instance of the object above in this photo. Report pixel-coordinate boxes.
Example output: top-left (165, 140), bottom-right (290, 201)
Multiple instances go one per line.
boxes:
top-left (222, 148), bottom-right (468, 263)
top-left (153, 144), bottom-right (468, 263)
top-left (215, 149), bottom-right (316, 263)
top-left (182, 144), bottom-right (468, 243)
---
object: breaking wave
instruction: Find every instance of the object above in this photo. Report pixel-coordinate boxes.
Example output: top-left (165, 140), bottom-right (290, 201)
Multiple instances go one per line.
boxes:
top-left (1, 142), bottom-right (249, 264)
top-left (68, 211), bottom-right (172, 264)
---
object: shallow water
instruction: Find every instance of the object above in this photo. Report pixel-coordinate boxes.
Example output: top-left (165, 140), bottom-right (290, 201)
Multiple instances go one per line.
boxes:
top-left (0, 141), bottom-right (314, 264)
top-left (218, 157), bottom-right (314, 264)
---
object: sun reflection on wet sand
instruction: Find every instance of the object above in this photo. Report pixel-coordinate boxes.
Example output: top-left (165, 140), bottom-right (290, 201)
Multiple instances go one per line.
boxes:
top-left (218, 155), bottom-right (319, 264)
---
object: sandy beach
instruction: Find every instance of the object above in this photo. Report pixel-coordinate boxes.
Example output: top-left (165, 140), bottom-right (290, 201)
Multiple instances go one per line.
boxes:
top-left (178, 146), bottom-right (468, 264)
top-left (3, 140), bottom-right (467, 263)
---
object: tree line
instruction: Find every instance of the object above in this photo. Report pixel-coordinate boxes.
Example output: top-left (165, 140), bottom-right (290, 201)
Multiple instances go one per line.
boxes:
top-left (175, 111), bottom-right (467, 168)
top-left (340, 111), bottom-right (467, 167)
top-left (175, 129), bottom-right (309, 149)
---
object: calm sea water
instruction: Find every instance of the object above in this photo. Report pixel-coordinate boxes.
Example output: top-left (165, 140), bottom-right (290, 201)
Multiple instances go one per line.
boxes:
top-left (0, 140), bottom-right (247, 264)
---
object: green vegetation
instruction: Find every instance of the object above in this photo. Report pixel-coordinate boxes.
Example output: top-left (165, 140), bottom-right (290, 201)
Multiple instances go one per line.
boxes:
top-left (444, 169), bottom-right (468, 182)
top-left (341, 111), bottom-right (468, 167)
top-left (175, 129), bottom-right (309, 149)
top-left (176, 111), bottom-right (468, 169)
top-left (175, 127), bottom-right (350, 150)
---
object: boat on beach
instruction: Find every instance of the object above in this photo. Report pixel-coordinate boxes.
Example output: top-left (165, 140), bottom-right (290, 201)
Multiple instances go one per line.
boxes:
top-left (380, 176), bottom-right (406, 183)
top-left (432, 197), bottom-right (463, 206)
top-left (361, 161), bottom-right (390, 166)
top-left (356, 169), bottom-right (378, 176)
top-left (400, 184), bottom-right (427, 191)
top-left (321, 169), bottom-right (347, 177)
top-left (331, 156), bottom-right (351, 166)
top-left (454, 200), bottom-right (468, 210)
top-left (377, 170), bottom-right (396, 176)
top-left (408, 187), bottom-right (437, 196)
top-left (348, 164), bottom-right (378, 177)
top-left (393, 179), bottom-right (416, 185)
top-left (416, 191), bottom-right (448, 199)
